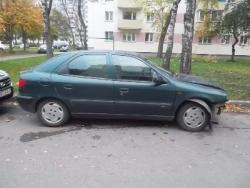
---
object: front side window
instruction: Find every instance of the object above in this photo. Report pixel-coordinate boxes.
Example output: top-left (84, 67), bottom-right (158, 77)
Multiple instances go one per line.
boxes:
top-left (112, 55), bottom-right (154, 82)
top-left (123, 33), bottom-right (136, 42)
top-left (147, 13), bottom-right (154, 22)
top-left (145, 33), bottom-right (153, 42)
top-left (68, 55), bottom-right (108, 78)
top-left (199, 37), bottom-right (212, 44)
top-left (105, 11), bottom-right (113, 21)
top-left (105, 31), bottom-right (113, 40)
top-left (221, 34), bottom-right (230, 44)
top-left (123, 12), bottom-right (136, 20)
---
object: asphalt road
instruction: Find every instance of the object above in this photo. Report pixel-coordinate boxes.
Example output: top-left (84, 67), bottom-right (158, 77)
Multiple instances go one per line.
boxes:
top-left (0, 101), bottom-right (250, 188)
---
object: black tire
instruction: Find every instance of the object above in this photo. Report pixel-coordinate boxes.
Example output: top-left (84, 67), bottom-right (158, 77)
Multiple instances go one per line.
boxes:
top-left (177, 102), bottom-right (210, 132)
top-left (37, 99), bottom-right (70, 127)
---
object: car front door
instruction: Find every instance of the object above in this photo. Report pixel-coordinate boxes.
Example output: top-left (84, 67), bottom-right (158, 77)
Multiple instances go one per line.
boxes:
top-left (111, 54), bottom-right (176, 117)
top-left (52, 54), bottom-right (114, 114)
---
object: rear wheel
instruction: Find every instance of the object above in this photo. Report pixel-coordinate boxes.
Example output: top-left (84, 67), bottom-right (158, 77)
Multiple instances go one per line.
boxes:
top-left (177, 102), bottom-right (210, 132)
top-left (37, 99), bottom-right (70, 127)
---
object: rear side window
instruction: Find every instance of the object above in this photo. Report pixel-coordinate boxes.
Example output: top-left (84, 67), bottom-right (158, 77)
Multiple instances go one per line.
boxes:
top-left (68, 55), bottom-right (108, 78)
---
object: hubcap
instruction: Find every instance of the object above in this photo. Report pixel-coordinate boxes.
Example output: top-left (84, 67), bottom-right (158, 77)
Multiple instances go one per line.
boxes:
top-left (41, 102), bottom-right (64, 124)
top-left (183, 106), bottom-right (206, 128)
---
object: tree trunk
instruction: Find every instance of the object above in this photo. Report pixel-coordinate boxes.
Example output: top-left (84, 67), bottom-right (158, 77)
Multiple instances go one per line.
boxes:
top-left (61, 0), bottom-right (76, 47)
top-left (231, 33), bottom-right (238, 62)
top-left (43, 0), bottom-right (53, 59)
top-left (162, 0), bottom-right (181, 70)
top-left (157, 9), bottom-right (172, 58)
top-left (6, 25), bottom-right (13, 52)
top-left (78, 0), bottom-right (88, 50)
top-left (22, 29), bottom-right (27, 52)
top-left (180, 0), bottom-right (196, 74)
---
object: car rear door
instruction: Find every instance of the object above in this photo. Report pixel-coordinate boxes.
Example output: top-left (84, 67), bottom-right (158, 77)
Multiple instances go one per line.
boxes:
top-left (52, 53), bottom-right (114, 114)
top-left (110, 54), bottom-right (176, 117)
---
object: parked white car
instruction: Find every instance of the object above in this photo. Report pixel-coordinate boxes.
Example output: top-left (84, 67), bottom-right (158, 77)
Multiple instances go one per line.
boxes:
top-left (0, 41), bottom-right (9, 50)
top-left (60, 45), bottom-right (69, 52)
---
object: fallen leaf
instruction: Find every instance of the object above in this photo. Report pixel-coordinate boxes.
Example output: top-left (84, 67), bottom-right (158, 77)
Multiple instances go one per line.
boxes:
top-left (223, 102), bottom-right (250, 114)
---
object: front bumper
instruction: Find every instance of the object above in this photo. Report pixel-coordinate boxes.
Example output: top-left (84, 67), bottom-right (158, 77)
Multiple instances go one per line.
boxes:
top-left (0, 87), bottom-right (14, 104)
top-left (16, 94), bottom-right (38, 113)
top-left (211, 103), bottom-right (226, 124)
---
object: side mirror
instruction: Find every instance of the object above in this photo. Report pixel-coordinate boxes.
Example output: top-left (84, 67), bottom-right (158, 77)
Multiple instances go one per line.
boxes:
top-left (152, 75), bottom-right (165, 85)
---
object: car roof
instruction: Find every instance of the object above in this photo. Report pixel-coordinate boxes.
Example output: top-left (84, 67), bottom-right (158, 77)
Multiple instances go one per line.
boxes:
top-left (76, 50), bottom-right (144, 58)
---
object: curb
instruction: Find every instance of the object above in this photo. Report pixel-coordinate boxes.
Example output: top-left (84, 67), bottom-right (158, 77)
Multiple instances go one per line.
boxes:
top-left (229, 100), bottom-right (250, 108)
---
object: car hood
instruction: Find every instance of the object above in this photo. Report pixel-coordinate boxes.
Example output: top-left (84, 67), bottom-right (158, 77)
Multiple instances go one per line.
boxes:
top-left (175, 73), bottom-right (225, 91)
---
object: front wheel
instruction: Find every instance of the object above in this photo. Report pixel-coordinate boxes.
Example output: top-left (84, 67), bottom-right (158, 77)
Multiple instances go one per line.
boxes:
top-left (37, 99), bottom-right (70, 127)
top-left (177, 102), bottom-right (210, 132)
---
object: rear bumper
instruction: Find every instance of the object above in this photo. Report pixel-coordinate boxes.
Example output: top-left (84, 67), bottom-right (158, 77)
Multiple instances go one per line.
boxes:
top-left (16, 94), bottom-right (38, 113)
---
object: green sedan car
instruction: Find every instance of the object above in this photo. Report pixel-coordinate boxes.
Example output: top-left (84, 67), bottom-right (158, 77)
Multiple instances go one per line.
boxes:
top-left (16, 51), bottom-right (227, 132)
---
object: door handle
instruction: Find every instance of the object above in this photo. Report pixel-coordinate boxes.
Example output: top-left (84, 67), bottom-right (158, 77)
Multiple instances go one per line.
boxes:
top-left (63, 84), bottom-right (73, 89)
top-left (119, 88), bottom-right (129, 95)
top-left (119, 88), bottom-right (129, 92)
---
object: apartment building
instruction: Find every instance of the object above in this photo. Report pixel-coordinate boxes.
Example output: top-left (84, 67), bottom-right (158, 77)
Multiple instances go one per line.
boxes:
top-left (49, 0), bottom-right (249, 55)
top-left (86, 0), bottom-right (249, 56)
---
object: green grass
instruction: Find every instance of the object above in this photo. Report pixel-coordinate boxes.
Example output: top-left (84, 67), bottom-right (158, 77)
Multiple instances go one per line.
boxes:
top-left (0, 48), bottom-right (38, 56)
top-left (0, 56), bottom-right (47, 92)
top-left (148, 57), bottom-right (250, 100)
top-left (0, 56), bottom-right (249, 100)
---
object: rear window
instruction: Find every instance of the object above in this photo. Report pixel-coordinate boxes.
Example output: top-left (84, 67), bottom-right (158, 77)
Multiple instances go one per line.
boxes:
top-left (34, 53), bottom-right (76, 72)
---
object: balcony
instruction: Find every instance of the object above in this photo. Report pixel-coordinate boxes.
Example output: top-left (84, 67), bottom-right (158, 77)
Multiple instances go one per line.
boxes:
top-left (117, 0), bottom-right (142, 10)
top-left (117, 19), bottom-right (142, 30)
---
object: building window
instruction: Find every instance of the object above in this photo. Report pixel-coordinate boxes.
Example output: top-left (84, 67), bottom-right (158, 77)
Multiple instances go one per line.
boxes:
top-left (197, 10), bottom-right (205, 22)
top-left (199, 37), bottom-right (212, 44)
top-left (197, 10), bottom-right (223, 22)
top-left (145, 33), bottom-right (153, 42)
top-left (105, 11), bottom-right (113, 21)
top-left (240, 35), bottom-right (248, 45)
top-left (123, 12), bottom-right (136, 20)
top-left (105, 31), bottom-right (113, 41)
top-left (221, 35), bottom-right (230, 44)
top-left (147, 13), bottom-right (154, 22)
top-left (123, 33), bottom-right (136, 42)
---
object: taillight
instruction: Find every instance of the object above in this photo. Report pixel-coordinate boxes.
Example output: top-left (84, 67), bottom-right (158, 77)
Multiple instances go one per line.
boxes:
top-left (19, 79), bottom-right (27, 88)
